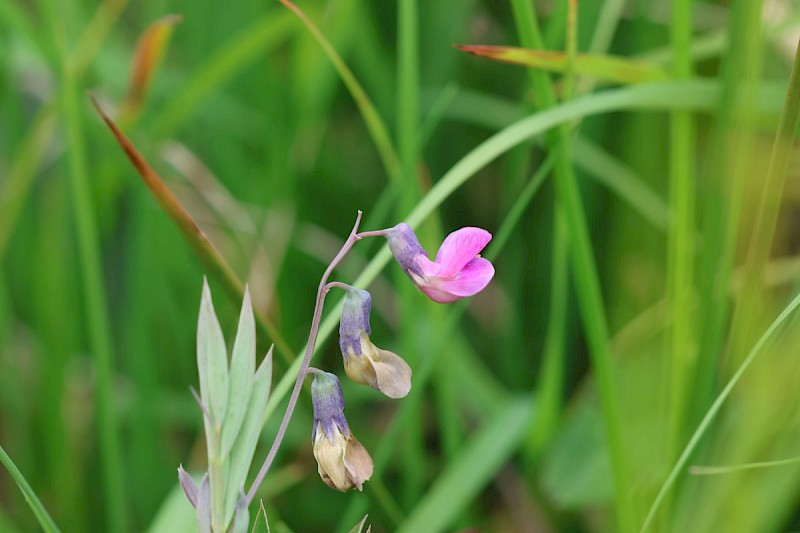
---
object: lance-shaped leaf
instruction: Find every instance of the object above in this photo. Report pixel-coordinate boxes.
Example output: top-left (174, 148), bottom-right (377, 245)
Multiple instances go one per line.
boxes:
top-left (455, 45), bottom-right (668, 85)
top-left (119, 14), bottom-right (182, 122)
top-left (224, 347), bottom-right (273, 525)
top-left (221, 287), bottom-right (256, 458)
top-left (250, 501), bottom-right (270, 533)
top-left (198, 278), bottom-right (229, 425)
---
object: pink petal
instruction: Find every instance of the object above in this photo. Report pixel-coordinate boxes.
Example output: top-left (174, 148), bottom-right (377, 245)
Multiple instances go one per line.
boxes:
top-left (434, 227), bottom-right (492, 278)
top-left (420, 257), bottom-right (495, 303)
top-left (415, 255), bottom-right (441, 277)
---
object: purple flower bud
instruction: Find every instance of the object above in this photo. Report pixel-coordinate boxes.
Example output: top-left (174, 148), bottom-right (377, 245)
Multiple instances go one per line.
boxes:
top-left (338, 288), bottom-right (411, 399)
top-left (310, 371), bottom-right (374, 491)
top-left (385, 223), bottom-right (495, 303)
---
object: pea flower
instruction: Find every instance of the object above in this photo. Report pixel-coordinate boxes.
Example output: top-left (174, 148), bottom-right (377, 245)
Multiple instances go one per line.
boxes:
top-left (311, 370), bottom-right (374, 491)
top-left (385, 223), bottom-right (494, 303)
top-left (339, 287), bottom-right (411, 399)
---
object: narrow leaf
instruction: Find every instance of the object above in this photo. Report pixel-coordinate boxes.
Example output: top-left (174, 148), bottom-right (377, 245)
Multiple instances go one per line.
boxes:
top-left (198, 278), bottom-right (229, 424)
top-left (222, 286), bottom-right (256, 458)
top-left (196, 474), bottom-right (211, 533)
top-left (250, 501), bottom-right (270, 533)
top-left (224, 347), bottom-right (273, 525)
top-left (0, 444), bottom-right (60, 533)
top-left (455, 45), bottom-right (668, 84)
top-left (119, 14), bottom-right (182, 121)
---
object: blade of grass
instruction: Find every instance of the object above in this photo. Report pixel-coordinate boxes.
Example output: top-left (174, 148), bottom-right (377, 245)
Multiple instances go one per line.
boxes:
top-left (689, 456), bottom-right (800, 475)
top-left (455, 45), bottom-right (668, 85)
top-left (0, 444), bottom-right (60, 533)
top-left (507, 2), bottom-right (632, 529)
top-left (666, 0), bottom-right (696, 475)
top-left (640, 290), bottom-right (800, 532)
top-left (88, 96), bottom-right (294, 364)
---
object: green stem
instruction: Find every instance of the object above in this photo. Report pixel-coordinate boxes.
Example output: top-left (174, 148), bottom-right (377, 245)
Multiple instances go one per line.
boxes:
top-left (62, 65), bottom-right (128, 533)
top-left (666, 0), bottom-right (695, 466)
top-left (509, 1), bottom-right (632, 529)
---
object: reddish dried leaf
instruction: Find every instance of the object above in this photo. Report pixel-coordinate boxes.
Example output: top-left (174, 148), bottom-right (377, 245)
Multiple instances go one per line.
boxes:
top-left (120, 14), bottom-right (182, 121)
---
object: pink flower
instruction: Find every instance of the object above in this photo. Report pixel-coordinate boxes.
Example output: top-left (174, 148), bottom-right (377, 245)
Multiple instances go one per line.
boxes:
top-left (385, 223), bottom-right (495, 303)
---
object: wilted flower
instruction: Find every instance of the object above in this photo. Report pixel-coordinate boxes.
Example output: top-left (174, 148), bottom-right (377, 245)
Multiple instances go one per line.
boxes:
top-left (385, 223), bottom-right (495, 303)
top-left (311, 370), bottom-right (374, 491)
top-left (339, 287), bottom-right (411, 399)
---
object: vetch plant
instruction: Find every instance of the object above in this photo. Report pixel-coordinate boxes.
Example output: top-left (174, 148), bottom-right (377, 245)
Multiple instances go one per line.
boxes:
top-left (180, 212), bottom-right (494, 530)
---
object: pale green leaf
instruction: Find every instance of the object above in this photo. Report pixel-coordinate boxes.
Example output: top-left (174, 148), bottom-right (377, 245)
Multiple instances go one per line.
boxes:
top-left (222, 286), bottom-right (256, 458)
top-left (198, 278), bottom-right (229, 425)
top-left (224, 347), bottom-right (273, 525)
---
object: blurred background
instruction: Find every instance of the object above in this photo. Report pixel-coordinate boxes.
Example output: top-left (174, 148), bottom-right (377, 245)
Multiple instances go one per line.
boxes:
top-left (2, 0), bottom-right (800, 531)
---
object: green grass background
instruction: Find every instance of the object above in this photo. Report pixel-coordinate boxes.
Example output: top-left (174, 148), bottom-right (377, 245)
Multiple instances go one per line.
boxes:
top-left (2, 0), bottom-right (800, 531)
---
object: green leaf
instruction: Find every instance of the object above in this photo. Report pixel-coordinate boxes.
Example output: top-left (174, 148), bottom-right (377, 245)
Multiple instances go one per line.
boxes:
top-left (197, 278), bottom-right (229, 425)
top-left (250, 501), bottom-right (270, 533)
top-left (221, 287), bottom-right (256, 458)
top-left (224, 347), bottom-right (273, 525)
top-left (455, 45), bottom-right (669, 84)
top-left (0, 444), bottom-right (60, 533)
top-left (397, 397), bottom-right (533, 533)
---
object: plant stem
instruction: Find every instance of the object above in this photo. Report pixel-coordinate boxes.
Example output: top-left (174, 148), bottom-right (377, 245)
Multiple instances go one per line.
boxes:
top-left (246, 211), bottom-right (363, 503)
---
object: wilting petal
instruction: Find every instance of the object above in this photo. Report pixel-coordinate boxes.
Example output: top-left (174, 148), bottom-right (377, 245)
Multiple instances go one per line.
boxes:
top-left (422, 257), bottom-right (495, 303)
top-left (368, 346), bottom-right (411, 399)
top-left (343, 437), bottom-right (374, 491)
top-left (314, 424), bottom-right (350, 490)
top-left (434, 227), bottom-right (492, 278)
top-left (345, 335), bottom-right (411, 398)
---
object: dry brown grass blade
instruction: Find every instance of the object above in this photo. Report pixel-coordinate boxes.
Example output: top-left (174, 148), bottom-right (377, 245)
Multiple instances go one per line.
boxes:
top-left (88, 93), bottom-right (293, 363)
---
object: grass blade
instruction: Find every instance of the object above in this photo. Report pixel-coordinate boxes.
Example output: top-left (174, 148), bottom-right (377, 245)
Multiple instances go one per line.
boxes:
top-left (455, 45), bottom-right (668, 84)
top-left (0, 444), bottom-right (60, 533)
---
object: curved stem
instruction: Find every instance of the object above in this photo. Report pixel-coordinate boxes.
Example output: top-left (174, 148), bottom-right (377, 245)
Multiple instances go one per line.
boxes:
top-left (325, 281), bottom-right (354, 293)
top-left (246, 211), bottom-right (363, 504)
top-left (355, 229), bottom-right (389, 239)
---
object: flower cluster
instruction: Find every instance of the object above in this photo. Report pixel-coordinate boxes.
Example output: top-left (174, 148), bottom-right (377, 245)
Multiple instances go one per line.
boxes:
top-left (309, 222), bottom-right (494, 491)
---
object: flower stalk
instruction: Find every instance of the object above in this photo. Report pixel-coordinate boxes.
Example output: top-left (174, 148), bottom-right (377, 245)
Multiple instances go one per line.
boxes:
top-left (246, 211), bottom-right (366, 503)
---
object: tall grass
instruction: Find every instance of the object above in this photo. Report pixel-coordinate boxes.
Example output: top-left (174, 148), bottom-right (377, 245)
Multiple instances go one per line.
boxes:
top-left (2, 1), bottom-right (800, 532)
